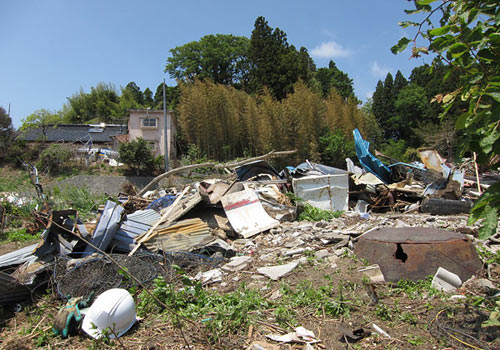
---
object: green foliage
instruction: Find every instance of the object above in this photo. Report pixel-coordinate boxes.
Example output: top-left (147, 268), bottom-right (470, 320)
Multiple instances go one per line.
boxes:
top-left (468, 183), bottom-right (500, 239)
top-left (62, 83), bottom-right (122, 124)
top-left (154, 82), bottom-right (179, 110)
top-left (396, 0), bottom-right (500, 238)
top-left (37, 144), bottom-right (74, 175)
top-left (0, 106), bottom-right (14, 163)
top-left (49, 185), bottom-right (107, 221)
top-left (119, 137), bottom-right (156, 175)
top-left (378, 139), bottom-right (418, 163)
top-left (375, 303), bottom-right (393, 321)
top-left (248, 16), bottom-right (314, 100)
top-left (20, 109), bottom-right (62, 143)
top-left (298, 202), bottom-right (343, 222)
top-left (138, 273), bottom-right (270, 340)
top-left (315, 60), bottom-right (356, 101)
top-left (166, 34), bottom-right (251, 88)
top-left (390, 277), bottom-right (440, 300)
top-left (319, 129), bottom-right (355, 168)
top-left (0, 171), bottom-right (31, 192)
top-left (178, 79), bottom-right (367, 163)
top-left (407, 335), bottom-right (425, 346)
top-left (0, 228), bottom-right (41, 243)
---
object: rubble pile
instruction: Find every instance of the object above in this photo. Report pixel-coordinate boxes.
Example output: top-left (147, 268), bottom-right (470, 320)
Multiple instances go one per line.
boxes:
top-left (0, 137), bottom-right (499, 347)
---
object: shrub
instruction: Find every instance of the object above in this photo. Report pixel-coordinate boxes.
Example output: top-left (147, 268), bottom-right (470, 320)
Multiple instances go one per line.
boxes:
top-left (37, 144), bottom-right (74, 174)
top-left (119, 138), bottom-right (156, 175)
top-left (319, 129), bottom-right (355, 169)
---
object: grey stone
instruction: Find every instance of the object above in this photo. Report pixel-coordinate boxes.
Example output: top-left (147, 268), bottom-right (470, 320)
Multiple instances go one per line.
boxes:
top-left (315, 249), bottom-right (331, 260)
top-left (257, 261), bottom-right (299, 281)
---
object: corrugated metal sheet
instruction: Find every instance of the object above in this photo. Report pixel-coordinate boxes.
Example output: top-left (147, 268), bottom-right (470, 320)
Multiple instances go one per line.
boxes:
top-left (0, 244), bottom-right (38, 269)
top-left (144, 218), bottom-right (215, 252)
top-left (84, 201), bottom-right (124, 254)
top-left (127, 209), bottom-right (161, 225)
top-left (110, 209), bottom-right (160, 252)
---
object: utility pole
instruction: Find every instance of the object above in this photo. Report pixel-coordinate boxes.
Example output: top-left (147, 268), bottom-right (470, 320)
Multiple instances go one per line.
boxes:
top-left (163, 79), bottom-right (169, 171)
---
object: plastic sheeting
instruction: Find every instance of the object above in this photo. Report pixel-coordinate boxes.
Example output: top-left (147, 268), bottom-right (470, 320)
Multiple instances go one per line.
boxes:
top-left (353, 129), bottom-right (391, 183)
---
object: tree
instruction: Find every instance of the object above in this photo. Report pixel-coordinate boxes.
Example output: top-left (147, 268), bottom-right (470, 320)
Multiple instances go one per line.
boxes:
top-left (393, 84), bottom-right (433, 145)
top-left (372, 73), bottom-right (397, 139)
top-left (248, 16), bottom-right (308, 100)
top-left (0, 106), bottom-right (14, 162)
top-left (393, 0), bottom-right (500, 238)
top-left (123, 82), bottom-right (144, 105)
top-left (154, 83), bottom-right (180, 109)
top-left (143, 88), bottom-right (154, 108)
top-left (393, 70), bottom-right (408, 96)
top-left (315, 60), bottom-right (356, 100)
top-left (63, 83), bottom-right (122, 123)
top-left (165, 34), bottom-right (250, 87)
top-left (21, 109), bottom-right (62, 144)
top-left (119, 138), bottom-right (155, 175)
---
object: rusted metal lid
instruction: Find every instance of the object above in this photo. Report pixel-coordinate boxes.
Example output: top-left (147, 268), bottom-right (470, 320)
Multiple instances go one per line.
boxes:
top-left (361, 227), bottom-right (468, 244)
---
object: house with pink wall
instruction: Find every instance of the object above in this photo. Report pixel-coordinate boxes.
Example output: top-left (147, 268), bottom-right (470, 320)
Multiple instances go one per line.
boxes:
top-left (128, 109), bottom-right (176, 162)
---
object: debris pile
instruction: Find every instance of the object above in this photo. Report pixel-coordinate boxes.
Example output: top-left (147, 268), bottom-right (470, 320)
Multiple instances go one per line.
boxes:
top-left (0, 145), bottom-right (499, 347)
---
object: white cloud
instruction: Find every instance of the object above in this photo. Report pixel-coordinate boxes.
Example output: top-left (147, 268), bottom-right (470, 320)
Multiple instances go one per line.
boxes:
top-left (370, 61), bottom-right (392, 78)
top-left (311, 41), bottom-right (352, 59)
top-left (365, 91), bottom-right (374, 100)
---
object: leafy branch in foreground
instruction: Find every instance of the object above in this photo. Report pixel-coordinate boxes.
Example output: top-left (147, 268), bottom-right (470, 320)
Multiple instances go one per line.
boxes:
top-left (394, 0), bottom-right (500, 238)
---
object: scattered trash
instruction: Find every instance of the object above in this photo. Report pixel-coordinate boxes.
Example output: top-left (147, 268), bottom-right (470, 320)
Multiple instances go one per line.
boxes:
top-left (53, 294), bottom-right (93, 338)
top-left (0, 148), bottom-right (498, 346)
top-left (257, 261), bottom-right (299, 281)
top-left (221, 189), bottom-right (279, 238)
top-left (222, 255), bottom-right (252, 272)
top-left (431, 267), bottom-right (463, 292)
top-left (292, 173), bottom-right (349, 212)
top-left (195, 268), bottom-right (223, 285)
top-left (266, 326), bottom-right (320, 344)
top-left (338, 323), bottom-right (371, 343)
top-left (81, 288), bottom-right (137, 339)
top-left (359, 264), bottom-right (385, 283)
top-left (372, 323), bottom-right (391, 338)
top-left (247, 341), bottom-right (280, 350)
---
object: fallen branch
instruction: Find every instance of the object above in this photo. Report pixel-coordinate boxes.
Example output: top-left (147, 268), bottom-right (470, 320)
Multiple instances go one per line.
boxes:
top-left (137, 150), bottom-right (297, 196)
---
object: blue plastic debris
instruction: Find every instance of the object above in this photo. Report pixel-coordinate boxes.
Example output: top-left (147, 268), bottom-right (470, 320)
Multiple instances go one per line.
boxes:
top-left (147, 195), bottom-right (176, 213)
top-left (353, 129), bottom-right (392, 183)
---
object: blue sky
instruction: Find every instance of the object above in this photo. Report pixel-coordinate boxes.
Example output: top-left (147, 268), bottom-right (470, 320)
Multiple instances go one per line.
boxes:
top-left (0, 0), bottom-right (433, 128)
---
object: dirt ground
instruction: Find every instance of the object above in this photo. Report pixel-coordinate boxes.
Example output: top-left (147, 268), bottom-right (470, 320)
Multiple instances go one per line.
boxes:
top-left (1, 243), bottom-right (499, 350)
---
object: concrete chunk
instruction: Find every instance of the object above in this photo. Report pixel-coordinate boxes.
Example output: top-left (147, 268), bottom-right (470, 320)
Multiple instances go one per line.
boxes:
top-left (257, 261), bottom-right (299, 280)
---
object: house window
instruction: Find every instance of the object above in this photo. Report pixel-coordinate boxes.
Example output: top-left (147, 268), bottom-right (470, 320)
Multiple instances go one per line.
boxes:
top-left (141, 117), bottom-right (158, 128)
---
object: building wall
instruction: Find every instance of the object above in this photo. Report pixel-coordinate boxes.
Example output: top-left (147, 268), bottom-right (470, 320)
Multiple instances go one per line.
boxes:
top-left (128, 109), bottom-right (176, 161)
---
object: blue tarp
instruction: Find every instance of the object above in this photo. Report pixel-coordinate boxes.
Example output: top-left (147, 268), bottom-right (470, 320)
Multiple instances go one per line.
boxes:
top-left (353, 129), bottom-right (392, 183)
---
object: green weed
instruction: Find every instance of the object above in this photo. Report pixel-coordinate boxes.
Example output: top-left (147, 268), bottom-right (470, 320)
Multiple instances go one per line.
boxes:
top-left (375, 303), bottom-right (393, 321)
top-left (48, 185), bottom-right (107, 221)
top-left (298, 202), bottom-right (343, 221)
top-left (0, 228), bottom-right (40, 243)
top-left (407, 334), bottom-right (425, 346)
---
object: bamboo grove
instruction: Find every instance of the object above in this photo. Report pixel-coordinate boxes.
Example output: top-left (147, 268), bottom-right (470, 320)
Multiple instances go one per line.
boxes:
top-left (177, 79), bottom-right (371, 163)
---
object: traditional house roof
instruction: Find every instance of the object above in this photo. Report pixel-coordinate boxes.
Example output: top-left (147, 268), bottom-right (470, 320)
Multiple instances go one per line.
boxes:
top-left (20, 124), bottom-right (127, 143)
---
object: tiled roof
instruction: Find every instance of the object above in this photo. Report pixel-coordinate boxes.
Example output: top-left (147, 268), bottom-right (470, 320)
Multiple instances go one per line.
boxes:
top-left (20, 124), bottom-right (127, 143)
top-left (111, 134), bottom-right (129, 143)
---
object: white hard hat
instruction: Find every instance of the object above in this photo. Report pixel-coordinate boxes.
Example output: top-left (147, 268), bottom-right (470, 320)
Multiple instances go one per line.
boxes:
top-left (81, 288), bottom-right (137, 339)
